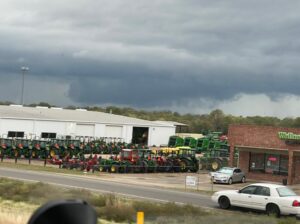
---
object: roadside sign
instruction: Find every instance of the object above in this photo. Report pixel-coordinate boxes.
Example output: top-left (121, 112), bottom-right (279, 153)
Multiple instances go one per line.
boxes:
top-left (185, 176), bottom-right (197, 186)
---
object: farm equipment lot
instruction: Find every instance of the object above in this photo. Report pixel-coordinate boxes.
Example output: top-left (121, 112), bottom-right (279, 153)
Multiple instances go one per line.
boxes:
top-left (0, 158), bottom-right (249, 193)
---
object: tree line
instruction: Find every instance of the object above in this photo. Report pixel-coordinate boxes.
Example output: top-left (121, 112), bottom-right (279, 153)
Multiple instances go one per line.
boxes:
top-left (1, 101), bottom-right (299, 134)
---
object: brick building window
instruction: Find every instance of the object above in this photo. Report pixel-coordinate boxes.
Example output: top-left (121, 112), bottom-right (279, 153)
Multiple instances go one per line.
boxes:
top-left (265, 154), bottom-right (280, 174)
top-left (250, 152), bottom-right (288, 176)
top-left (250, 153), bottom-right (265, 173)
top-left (279, 155), bottom-right (288, 176)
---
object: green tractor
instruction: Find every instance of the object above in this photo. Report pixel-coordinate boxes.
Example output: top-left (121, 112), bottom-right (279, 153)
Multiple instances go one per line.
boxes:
top-left (151, 147), bottom-right (198, 173)
top-left (175, 147), bottom-right (199, 172)
top-left (109, 149), bottom-right (156, 173)
top-left (196, 132), bottom-right (229, 154)
top-left (199, 148), bottom-right (229, 171)
top-left (97, 156), bottom-right (116, 172)
top-left (0, 138), bottom-right (7, 161)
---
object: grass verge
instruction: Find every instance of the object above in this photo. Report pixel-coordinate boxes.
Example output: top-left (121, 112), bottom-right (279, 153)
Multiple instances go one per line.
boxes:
top-left (0, 178), bottom-right (299, 224)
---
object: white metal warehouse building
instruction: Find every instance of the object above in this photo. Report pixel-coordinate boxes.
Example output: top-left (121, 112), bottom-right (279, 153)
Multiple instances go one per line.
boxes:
top-left (0, 105), bottom-right (176, 146)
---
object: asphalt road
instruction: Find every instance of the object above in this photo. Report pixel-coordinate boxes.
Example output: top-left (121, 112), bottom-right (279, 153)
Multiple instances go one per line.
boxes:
top-left (0, 167), bottom-right (216, 208)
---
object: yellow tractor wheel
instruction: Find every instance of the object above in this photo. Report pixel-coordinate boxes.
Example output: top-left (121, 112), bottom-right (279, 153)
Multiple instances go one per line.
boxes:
top-left (179, 161), bottom-right (188, 172)
top-left (110, 165), bottom-right (118, 173)
top-left (50, 150), bottom-right (55, 158)
top-left (211, 161), bottom-right (220, 171)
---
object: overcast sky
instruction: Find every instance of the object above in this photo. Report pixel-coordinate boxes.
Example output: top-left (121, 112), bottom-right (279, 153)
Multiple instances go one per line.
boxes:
top-left (1, 0), bottom-right (300, 118)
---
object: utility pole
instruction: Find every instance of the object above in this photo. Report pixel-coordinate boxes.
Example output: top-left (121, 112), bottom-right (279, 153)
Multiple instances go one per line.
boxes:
top-left (21, 66), bottom-right (29, 105)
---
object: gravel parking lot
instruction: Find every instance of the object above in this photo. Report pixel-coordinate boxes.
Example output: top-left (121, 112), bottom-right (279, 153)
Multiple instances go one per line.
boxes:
top-left (0, 158), bottom-right (249, 192)
top-left (2, 158), bottom-right (300, 195)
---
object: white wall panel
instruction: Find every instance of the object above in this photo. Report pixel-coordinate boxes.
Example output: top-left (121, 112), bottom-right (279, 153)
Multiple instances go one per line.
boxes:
top-left (94, 124), bottom-right (105, 138)
top-left (105, 125), bottom-right (123, 138)
top-left (75, 124), bottom-right (95, 136)
top-left (65, 122), bottom-right (76, 136)
top-left (0, 119), bottom-right (34, 138)
top-left (123, 125), bottom-right (133, 143)
top-left (148, 126), bottom-right (176, 146)
top-left (35, 121), bottom-right (66, 137)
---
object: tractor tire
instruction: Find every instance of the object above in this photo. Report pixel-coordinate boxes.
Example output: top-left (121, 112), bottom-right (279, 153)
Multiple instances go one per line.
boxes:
top-left (198, 162), bottom-right (204, 170)
top-left (165, 161), bottom-right (173, 172)
top-left (50, 150), bottom-right (56, 158)
top-left (179, 160), bottom-right (188, 172)
top-left (140, 161), bottom-right (148, 173)
top-left (156, 163), bottom-right (165, 172)
top-left (172, 161), bottom-right (181, 173)
top-left (211, 160), bottom-right (221, 171)
top-left (99, 166), bottom-right (105, 172)
top-left (110, 165), bottom-right (119, 173)
top-left (147, 161), bottom-right (156, 173)
top-left (125, 165), bottom-right (132, 173)
top-left (189, 165), bottom-right (198, 173)
top-left (119, 165), bottom-right (126, 173)
top-left (75, 164), bottom-right (85, 171)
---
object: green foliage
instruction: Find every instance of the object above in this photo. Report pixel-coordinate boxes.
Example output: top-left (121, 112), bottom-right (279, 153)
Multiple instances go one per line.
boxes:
top-left (0, 178), bottom-right (209, 223)
top-left (277, 217), bottom-right (298, 224)
top-left (81, 106), bottom-right (300, 134)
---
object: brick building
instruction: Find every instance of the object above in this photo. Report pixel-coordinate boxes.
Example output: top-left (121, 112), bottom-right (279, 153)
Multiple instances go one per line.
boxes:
top-left (228, 125), bottom-right (300, 185)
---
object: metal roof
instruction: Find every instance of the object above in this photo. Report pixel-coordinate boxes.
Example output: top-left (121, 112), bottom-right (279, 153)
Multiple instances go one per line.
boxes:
top-left (153, 121), bottom-right (187, 126)
top-left (0, 105), bottom-right (175, 127)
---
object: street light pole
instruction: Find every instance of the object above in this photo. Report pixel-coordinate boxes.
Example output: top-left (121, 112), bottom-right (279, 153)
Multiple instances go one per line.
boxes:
top-left (21, 66), bottom-right (29, 105)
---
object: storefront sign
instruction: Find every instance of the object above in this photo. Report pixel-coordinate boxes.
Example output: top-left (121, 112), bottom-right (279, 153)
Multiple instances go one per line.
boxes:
top-left (278, 132), bottom-right (300, 140)
top-left (278, 132), bottom-right (300, 144)
top-left (268, 157), bottom-right (277, 162)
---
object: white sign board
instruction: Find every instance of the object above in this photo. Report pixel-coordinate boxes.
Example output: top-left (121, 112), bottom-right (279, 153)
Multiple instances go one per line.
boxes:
top-left (186, 176), bottom-right (197, 186)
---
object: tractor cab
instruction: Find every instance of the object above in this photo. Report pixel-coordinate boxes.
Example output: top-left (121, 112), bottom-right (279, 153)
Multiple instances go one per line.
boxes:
top-left (119, 148), bottom-right (152, 162)
top-left (119, 149), bottom-right (139, 162)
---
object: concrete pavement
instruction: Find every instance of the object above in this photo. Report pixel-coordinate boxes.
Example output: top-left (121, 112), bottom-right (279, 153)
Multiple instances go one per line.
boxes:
top-left (0, 167), bottom-right (217, 208)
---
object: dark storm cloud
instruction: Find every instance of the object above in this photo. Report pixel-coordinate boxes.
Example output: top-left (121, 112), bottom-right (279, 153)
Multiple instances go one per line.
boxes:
top-left (1, 0), bottom-right (300, 109)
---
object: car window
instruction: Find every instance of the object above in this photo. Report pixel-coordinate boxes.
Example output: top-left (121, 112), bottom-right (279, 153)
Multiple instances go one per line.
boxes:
top-left (254, 186), bottom-right (270, 196)
top-left (234, 169), bottom-right (241, 173)
top-left (276, 187), bottom-right (297, 197)
top-left (218, 168), bottom-right (233, 174)
top-left (240, 186), bottom-right (257, 194)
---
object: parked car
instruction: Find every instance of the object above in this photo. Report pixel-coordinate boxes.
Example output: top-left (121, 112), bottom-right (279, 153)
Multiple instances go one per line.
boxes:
top-left (210, 167), bottom-right (246, 184)
top-left (212, 183), bottom-right (300, 217)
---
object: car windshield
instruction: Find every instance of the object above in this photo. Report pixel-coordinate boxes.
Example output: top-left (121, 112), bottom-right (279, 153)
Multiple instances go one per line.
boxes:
top-left (276, 187), bottom-right (297, 197)
top-left (217, 168), bottom-right (233, 174)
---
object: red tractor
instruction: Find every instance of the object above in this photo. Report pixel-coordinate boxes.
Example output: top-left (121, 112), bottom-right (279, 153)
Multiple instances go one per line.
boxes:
top-left (62, 154), bottom-right (99, 172)
top-left (84, 155), bottom-right (99, 172)
top-left (110, 149), bottom-right (153, 173)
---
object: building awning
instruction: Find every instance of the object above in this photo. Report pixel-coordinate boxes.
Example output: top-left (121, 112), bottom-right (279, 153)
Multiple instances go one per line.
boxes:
top-left (235, 145), bottom-right (288, 155)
